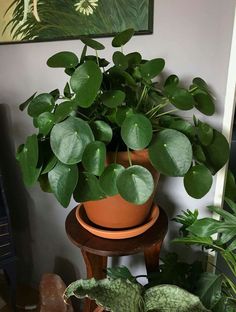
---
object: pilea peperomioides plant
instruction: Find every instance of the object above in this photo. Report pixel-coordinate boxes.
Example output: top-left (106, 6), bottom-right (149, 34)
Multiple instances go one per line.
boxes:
top-left (16, 29), bottom-right (229, 207)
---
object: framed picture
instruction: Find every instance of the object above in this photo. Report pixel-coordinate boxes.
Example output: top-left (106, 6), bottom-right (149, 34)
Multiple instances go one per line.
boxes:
top-left (0, 0), bottom-right (154, 44)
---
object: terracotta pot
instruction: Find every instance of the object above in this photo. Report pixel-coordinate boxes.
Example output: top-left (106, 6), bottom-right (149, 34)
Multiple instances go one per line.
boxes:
top-left (83, 149), bottom-right (160, 229)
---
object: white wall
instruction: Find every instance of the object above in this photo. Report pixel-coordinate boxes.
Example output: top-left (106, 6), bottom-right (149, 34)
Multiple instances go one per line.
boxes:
top-left (0, 0), bottom-right (235, 285)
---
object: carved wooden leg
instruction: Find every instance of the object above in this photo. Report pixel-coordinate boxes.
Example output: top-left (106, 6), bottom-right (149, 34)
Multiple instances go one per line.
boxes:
top-left (81, 250), bottom-right (107, 312)
top-left (144, 241), bottom-right (163, 278)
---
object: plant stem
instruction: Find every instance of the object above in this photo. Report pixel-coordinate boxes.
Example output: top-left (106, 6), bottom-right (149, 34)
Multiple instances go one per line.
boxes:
top-left (127, 147), bottom-right (132, 166)
top-left (156, 108), bottom-right (178, 118)
top-left (137, 85), bottom-right (147, 111)
top-left (95, 50), bottom-right (99, 66)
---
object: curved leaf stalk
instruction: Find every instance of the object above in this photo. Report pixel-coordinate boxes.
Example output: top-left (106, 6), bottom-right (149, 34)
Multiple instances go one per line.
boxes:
top-left (127, 147), bottom-right (132, 167)
top-left (137, 85), bottom-right (148, 111)
top-left (156, 108), bottom-right (178, 118)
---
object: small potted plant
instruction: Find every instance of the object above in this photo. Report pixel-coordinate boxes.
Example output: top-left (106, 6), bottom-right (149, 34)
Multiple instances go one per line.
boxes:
top-left (16, 29), bottom-right (229, 231)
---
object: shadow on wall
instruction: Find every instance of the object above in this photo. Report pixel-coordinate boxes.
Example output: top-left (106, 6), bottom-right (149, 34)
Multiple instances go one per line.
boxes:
top-left (0, 103), bottom-right (34, 284)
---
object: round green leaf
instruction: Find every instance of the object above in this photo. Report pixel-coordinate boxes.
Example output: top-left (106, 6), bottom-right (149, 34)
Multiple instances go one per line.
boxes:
top-left (50, 116), bottom-right (94, 165)
top-left (16, 134), bottom-right (41, 186)
top-left (48, 162), bottom-right (78, 207)
top-left (166, 86), bottom-right (195, 110)
top-left (126, 52), bottom-right (142, 67)
top-left (115, 107), bottom-right (134, 126)
top-left (168, 119), bottom-right (196, 138)
top-left (193, 89), bottom-right (215, 116)
top-left (148, 129), bottom-right (192, 176)
top-left (73, 172), bottom-right (105, 202)
top-left (100, 164), bottom-right (125, 196)
top-left (90, 120), bottom-right (113, 144)
top-left (19, 92), bottom-right (37, 111)
top-left (203, 130), bottom-right (229, 173)
top-left (28, 93), bottom-right (55, 117)
top-left (121, 114), bottom-right (152, 150)
top-left (197, 121), bottom-right (213, 146)
top-left (192, 77), bottom-right (210, 93)
top-left (101, 90), bottom-right (125, 108)
top-left (47, 51), bottom-right (79, 68)
top-left (184, 164), bottom-right (213, 198)
top-left (54, 101), bottom-right (76, 123)
top-left (70, 61), bottom-right (102, 107)
top-left (112, 51), bottom-right (128, 70)
top-left (164, 74), bottom-right (179, 87)
top-left (112, 28), bottom-right (135, 47)
top-left (116, 165), bottom-right (154, 204)
top-left (37, 112), bottom-right (55, 136)
top-left (82, 141), bottom-right (106, 176)
top-left (80, 37), bottom-right (105, 50)
top-left (139, 58), bottom-right (165, 80)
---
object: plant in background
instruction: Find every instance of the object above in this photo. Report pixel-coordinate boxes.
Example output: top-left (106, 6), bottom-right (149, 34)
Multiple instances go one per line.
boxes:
top-left (16, 29), bottom-right (229, 208)
top-left (173, 198), bottom-right (236, 312)
top-left (64, 266), bottom-right (209, 312)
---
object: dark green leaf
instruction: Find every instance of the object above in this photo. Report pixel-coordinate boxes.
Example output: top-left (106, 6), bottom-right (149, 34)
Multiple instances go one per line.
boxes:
top-left (80, 37), bottom-right (105, 50)
top-left (203, 130), bottom-right (229, 173)
top-left (41, 155), bottom-right (57, 175)
top-left (116, 165), bottom-right (154, 204)
top-left (173, 236), bottom-right (214, 246)
top-left (112, 51), bottom-right (128, 70)
top-left (70, 61), bottom-right (102, 107)
top-left (139, 58), bottom-right (165, 80)
top-left (121, 113), bottom-right (152, 150)
top-left (27, 93), bottom-right (55, 117)
top-left (101, 90), bottom-right (125, 108)
top-left (73, 172), bottom-right (105, 202)
top-left (168, 119), bottom-right (196, 137)
top-left (192, 77), bottom-right (211, 94)
top-left (90, 120), bottom-right (113, 144)
top-left (184, 164), bottom-right (213, 199)
top-left (47, 51), bottom-right (79, 68)
top-left (19, 92), bottom-right (37, 111)
top-left (82, 141), bottom-right (106, 176)
top-left (54, 101), bottom-right (76, 123)
top-left (187, 218), bottom-right (220, 237)
top-left (80, 45), bottom-right (87, 63)
top-left (100, 164), bottom-right (125, 196)
top-left (126, 52), bottom-right (142, 67)
top-left (164, 74), bottom-right (179, 87)
top-left (225, 171), bottom-right (236, 201)
top-left (16, 134), bottom-right (41, 186)
top-left (106, 266), bottom-right (136, 283)
top-left (50, 89), bottom-right (60, 101)
top-left (50, 116), bottom-right (94, 165)
top-left (197, 121), bottom-right (213, 146)
top-left (148, 129), bottom-right (192, 176)
top-left (64, 82), bottom-right (72, 99)
top-left (115, 107), bottom-right (134, 126)
top-left (193, 89), bottom-right (215, 116)
top-left (48, 161), bottom-right (78, 207)
top-left (38, 174), bottom-right (52, 193)
top-left (37, 112), bottom-right (55, 136)
top-left (112, 28), bottom-right (135, 47)
top-left (193, 144), bottom-right (206, 163)
top-left (166, 86), bottom-right (195, 110)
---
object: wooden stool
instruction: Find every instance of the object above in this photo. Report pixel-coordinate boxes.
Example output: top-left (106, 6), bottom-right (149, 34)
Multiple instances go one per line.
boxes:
top-left (65, 206), bottom-right (168, 312)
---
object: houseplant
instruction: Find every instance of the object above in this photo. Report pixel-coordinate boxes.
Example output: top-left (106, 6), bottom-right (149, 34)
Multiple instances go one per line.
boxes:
top-left (16, 28), bottom-right (229, 229)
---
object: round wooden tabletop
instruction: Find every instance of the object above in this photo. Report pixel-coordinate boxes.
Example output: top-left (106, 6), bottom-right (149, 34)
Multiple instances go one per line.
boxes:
top-left (65, 206), bottom-right (168, 257)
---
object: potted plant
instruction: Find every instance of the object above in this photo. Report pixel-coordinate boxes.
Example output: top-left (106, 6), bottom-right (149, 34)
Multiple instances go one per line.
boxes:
top-left (16, 28), bottom-right (229, 230)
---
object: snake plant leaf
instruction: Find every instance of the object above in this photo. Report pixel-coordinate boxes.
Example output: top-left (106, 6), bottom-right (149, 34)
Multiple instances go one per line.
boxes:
top-left (148, 129), bottom-right (192, 177)
top-left (64, 278), bottom-right (143, 312)
top-left (195, 273), bottom-right (224, 310)
top-left (164, 74), bottom-right (179, 87)
top-left (70, 61), bottom-right (102, 107)
top-left (184, 164), bottom-right (213, 199)
top-left (100, 164), bottom-right (125, 196)
top-left (165, 86), bottom-right (195, 110)
top-left (27, 93), bottom-right (55, 117)
top-left (16, 134), bottom-right (41, 186)
top-left (47, 51), bottom-right (79, 68)
top-left (90, 120), bottom-right (113, 144)
top-left (121, 114), bottom-right (152, 150)
top-left (82, 141), bottom-right (106, 176)
top-left (73, 172), bottom-right (105, 202)
top-left (37, 112), bottom-right (55, 136)
top-left (48, 161), bottom-right (78, 208)
top-left (113, 51), bottom-right (128, 70)
top-left (54, 101), bottom-right (77, 123)
top-left (19, 92), bottom-right (37, 111)
top-left (126, 52), bottom-right (142, 67)
top-left (139, 58), bottom-right (165, 80)
top-left (101, 90), bottom-right (126, 108)
top-left (50, 116), bottom-right (94, 165)
top-left (144, 284), bottom-right (209, 312)
top-left (112, 28), bottom-right (135, 47)
top-left (193, 89), bottom-right (215, 116)
top-left (197, 121), bottom-right (213, 146)
top-left (80, 37), bottom-right (105, 50)
top-left (116, 165), bottom-right (154, 204)
top-left (203, 130), bottom-right (229, 173)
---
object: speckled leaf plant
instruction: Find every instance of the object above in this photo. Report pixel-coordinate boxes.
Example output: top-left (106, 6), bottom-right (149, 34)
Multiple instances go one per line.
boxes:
top-left (16, 28), bottom-right (229, 207)
top-left (64, 277), bottom-right (210, 312)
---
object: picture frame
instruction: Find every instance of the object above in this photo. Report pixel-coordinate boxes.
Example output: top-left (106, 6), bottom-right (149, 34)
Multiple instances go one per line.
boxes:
top-left (0, 0), bottom-right (154, 44)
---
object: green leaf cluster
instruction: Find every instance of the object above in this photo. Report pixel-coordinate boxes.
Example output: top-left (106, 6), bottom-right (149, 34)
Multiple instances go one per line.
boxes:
top-left (16, 29), bottom-right (229, 207)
